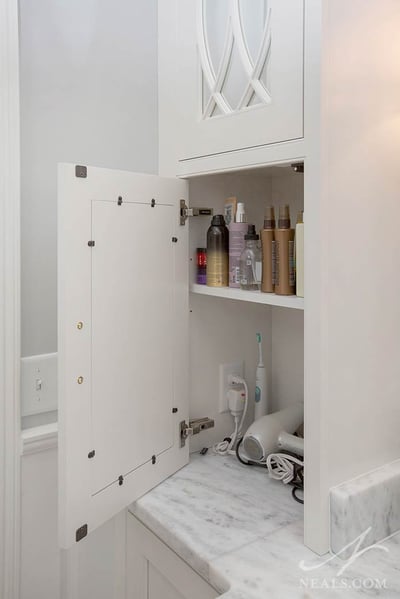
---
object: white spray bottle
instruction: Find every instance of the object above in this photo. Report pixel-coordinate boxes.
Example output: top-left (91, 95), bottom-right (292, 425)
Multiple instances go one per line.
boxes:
top-left (255, 333), bottom-right (268, 419)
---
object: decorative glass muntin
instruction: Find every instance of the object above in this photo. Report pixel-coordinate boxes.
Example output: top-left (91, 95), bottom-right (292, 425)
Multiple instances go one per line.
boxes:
top-left (198, 0), bottom-right (272, 118)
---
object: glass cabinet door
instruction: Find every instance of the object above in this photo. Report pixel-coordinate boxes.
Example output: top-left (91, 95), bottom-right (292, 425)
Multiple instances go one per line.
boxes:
top-left (177, 0), bottom-right (304, 160)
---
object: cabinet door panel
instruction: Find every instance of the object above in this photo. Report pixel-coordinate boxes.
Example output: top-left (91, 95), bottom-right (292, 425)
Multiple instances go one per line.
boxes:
top-left (127, 515), bottom-right (218, 599)
top-left (149, 564), bottom-right (187, 599)
top-left (177, 0), bottom-right (304, 159)
top-left (58, 165), bottom-right (189, 548)
top-left (91, 201), bottom-right (175, 494)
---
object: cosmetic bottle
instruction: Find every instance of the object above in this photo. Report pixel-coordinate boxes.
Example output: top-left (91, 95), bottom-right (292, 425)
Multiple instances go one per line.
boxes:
top-left (274, 205), bottom-right (295, 295)
top-left (206, 215), bottom-right (229, 287)
top-left (261, 206), bottom-right (275, 293)
top-left (196, 248), bottom-right (207, 285)
top-left (239, 225), bottom-right (261, 291)
top-left (295, 211), bottom-right (304, 298)
top-left (229, 202), bottom-right (248, 288)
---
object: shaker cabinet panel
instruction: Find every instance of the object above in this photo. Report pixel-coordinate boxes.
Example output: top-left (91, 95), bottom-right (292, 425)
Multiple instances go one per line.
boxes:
top-left (148, 565), bottom-right (188, 599)
top-left (58, 164), bottom-right (190, 548)
top-left (90, 200), bottom-right (176, 493)
top-left (176, 0), bottom-right (304, 160)
top-left (127, 514), bottom-right (218, 599)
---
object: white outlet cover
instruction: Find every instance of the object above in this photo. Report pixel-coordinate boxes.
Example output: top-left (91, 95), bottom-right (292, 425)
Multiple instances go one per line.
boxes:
top-left (219, 361), bottom-right (244, 413)
top-left (21, 353), bottom-right (58, 416)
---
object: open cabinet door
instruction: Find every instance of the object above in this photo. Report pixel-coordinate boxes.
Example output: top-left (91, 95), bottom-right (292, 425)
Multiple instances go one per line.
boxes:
top-left (58, 164), bottom-right (189, 548)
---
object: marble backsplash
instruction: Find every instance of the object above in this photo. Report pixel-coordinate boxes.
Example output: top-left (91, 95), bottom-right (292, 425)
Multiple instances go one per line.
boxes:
top-left (330, 459), bottom-right (400, 559)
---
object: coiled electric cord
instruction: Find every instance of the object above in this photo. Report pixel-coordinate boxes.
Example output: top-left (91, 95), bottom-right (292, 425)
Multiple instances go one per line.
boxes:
top-left (266, 453), bottom-right (304, 484)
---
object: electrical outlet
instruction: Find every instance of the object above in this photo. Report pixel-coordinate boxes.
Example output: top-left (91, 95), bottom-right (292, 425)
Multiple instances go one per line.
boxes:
top-left (219, 361), bottom-right (244, 413)
top-left (21, 353), bottom-right (58, 416)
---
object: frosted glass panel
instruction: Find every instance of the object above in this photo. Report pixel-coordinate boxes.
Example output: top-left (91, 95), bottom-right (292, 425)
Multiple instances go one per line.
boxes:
top-left (198, 0), bottom-right (271, 118)
top-left (204, 0), bottom-right (230, 74)
top-left (221, 43), bottom-right (248, 109)
top-left (239, 0), bottom-right (268, 64)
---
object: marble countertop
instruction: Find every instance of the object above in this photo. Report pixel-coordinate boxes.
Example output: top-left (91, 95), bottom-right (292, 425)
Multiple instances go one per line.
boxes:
top-left (129, 452), bottom-right (400, 598)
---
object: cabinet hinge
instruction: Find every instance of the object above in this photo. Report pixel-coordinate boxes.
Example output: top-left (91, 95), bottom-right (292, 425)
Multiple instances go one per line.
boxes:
top-left (180, 418), bottom-right (215, 448)
top-left (291, 162), bottom-right (304, 173)
top-left (151, 198), bottom-right (156, 207)
top-left (76, 524), bottom-right (88, 542)
top-left (151, 455), bottom-right (156, 464)
top-left (117, 196), bottom-right (123, 206)
top-left (180, 200), bottom-right (213, 226)
top-left (88, 240), bottom-right (95, 247)
top-left (118, 475), bottom-right (124, 486)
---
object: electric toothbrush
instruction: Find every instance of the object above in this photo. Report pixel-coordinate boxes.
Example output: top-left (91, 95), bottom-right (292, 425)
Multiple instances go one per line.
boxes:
top-left (255, 333), bottom-right (268, 419)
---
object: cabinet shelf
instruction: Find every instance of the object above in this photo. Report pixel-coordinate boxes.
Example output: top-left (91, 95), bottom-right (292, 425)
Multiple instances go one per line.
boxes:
top-left (190, 284), bottom-right (304, 310)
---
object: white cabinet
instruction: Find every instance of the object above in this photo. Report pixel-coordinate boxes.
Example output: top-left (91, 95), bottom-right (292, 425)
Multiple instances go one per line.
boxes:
top-left (162, 0), bottom-right (304, 162)
top-left (58, 165), bottom-right (190, 548)
top-left (57, 1), bottom-right (400, 564)
top-left (158, 0), bottom-right (400, 559)
top-left (58, 162), bottom-right (305, 549)
top-left (127, 514), bottom-right (218, 599)
top-left (58, 2), bottom-right (307, 561)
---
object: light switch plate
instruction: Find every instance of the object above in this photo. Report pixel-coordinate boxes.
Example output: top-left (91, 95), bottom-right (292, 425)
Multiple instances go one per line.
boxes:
top-left (219, 361), bottom-right (244, 413)
top-left (21, 353), bottom-right (58, 416)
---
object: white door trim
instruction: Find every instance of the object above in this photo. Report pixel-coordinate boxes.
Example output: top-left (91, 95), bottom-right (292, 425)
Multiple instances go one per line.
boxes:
top-left (0, 0), bottom-right (21, 597)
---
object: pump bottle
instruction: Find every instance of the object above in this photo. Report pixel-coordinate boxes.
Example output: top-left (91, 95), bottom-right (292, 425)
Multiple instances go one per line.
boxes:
top-left (274, 205), bottom-right (295, 295)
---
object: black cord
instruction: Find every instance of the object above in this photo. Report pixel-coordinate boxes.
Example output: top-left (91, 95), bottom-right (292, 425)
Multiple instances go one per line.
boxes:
top-left (291, 485), bottom-right (304, 504)
top-left (235, 436), bottom-right (252, 465)
top-left (290, 463), bottom-right (304, 504)
top-left (235, 437), bottom-right (267, 469)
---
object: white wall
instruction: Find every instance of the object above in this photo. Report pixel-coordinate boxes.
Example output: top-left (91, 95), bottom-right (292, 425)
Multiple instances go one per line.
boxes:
top-left (20, 0), bottom-right (158, 357)
top-left (19, 1), bottom-right (158, 596)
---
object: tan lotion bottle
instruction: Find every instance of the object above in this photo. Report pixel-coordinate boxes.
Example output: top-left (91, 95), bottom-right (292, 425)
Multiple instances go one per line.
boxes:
top-left (295, 211), bottom-right (304, 298)
top-left (274, 205), bottom-right (295, 295)
top-left (261, 206), bottom-right (275, 293)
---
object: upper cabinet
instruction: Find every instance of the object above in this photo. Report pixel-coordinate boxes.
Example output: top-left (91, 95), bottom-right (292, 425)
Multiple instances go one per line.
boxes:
top-left (176, 0), bottom-right (304, 161)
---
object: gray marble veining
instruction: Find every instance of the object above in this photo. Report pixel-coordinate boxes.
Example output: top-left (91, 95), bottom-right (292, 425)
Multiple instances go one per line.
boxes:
top-left (130, 452), bottom-right (400, 599)
top-left (330, 459), bottom-right (400, 558)
top-left (130, 452), bottom-right (302, 579)
top-left (211, 522), bottom-right (400, 599)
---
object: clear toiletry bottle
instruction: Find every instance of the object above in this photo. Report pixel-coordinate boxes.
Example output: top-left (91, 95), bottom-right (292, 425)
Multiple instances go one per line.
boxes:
top-left (229, 201), bottom-right (248, 288)
top-left (239, 225), bottom-right (261, 291)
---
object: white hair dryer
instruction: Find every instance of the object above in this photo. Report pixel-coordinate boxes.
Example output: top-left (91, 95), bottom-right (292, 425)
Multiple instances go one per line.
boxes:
top-left (242, 402), bottom-right (304, 462)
